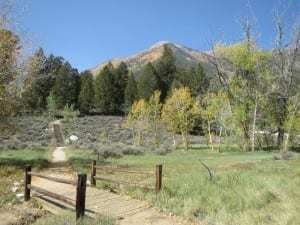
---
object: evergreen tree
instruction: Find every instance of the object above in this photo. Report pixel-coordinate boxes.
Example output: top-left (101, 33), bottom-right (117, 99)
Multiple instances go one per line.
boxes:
top-left (113, 62), bottom-right (129, 112)
top-left (124, 73), bottom-right (138, 113)
top-left (94, 63), bottom-right (115, 114)
top-left (53, 62), bottom-right (80, 109)
top-left (175, 63), bottom-right (209, 97)
top-left (156, 44), bottom-right (176, 101)
top-left (23, 51), bottom-right (64, 110)
top-left (46, 90), bottom-right (56, 117)
top-left (78, 70), bottom-right (94, 113)
top-left (22, 48), bottom-right (47, 110)
top-left (138, 62), bottom-right (159, 100)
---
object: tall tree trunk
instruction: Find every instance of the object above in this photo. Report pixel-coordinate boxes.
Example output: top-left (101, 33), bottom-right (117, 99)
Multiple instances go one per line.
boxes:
top-left (218, 127), bottom-right (222, 152)
top-left (277, 127), bottom-right (284, 151)
top-left (172, 133), bottom-right (176, 147)
top-left (242, 121), bottom-right (251, 151)
top-left (207, 120), bottom-right (214, 151)
top-left (277, 97), bottom-right (287, 151)
top-left (251, 93), bottom-right (258, 152)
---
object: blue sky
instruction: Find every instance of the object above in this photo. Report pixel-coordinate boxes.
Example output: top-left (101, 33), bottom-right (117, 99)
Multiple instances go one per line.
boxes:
top-left (21, 0), bottom-right (299, 72)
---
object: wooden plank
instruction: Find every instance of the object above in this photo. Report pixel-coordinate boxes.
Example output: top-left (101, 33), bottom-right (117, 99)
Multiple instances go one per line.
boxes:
top-left (94, 176), bottom-right (155, 190)
top-left (28, 184), bottom-right (76, 207)
top-left (95, 166), bottom-right (154, 175)
top-left (28, 172), bottom-right (77, 185)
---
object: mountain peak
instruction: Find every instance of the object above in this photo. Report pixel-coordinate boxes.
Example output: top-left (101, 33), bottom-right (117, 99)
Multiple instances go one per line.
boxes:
top-left (148, 40), bottom-right (171, 50)
top-left (90, 41), bottom-right (214, 77)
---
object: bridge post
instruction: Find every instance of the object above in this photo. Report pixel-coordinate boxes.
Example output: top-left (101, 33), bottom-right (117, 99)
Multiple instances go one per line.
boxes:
top-left (76, 173), bottom-right (87, 219)
top-left (90, 160), bottom-right (96, 186)
top-left (24, 164), bottom-right (32, 201)
top-left (155, 164), bottom-right (162, 193)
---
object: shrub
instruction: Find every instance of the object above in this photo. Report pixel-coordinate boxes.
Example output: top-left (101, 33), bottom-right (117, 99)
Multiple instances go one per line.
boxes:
top-left (61, 104), bottom-right (79, 120)
top-left (99, 145), bottom-right (123, 158)
top-left (155, 145), bottom-right (168, 155)
top-left (122, 146), bottom-right (144, 155)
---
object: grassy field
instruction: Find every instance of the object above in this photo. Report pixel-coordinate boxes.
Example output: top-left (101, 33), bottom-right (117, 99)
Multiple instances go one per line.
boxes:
top-left (0, 149), bottom-right (51, 209)
top-left (67, 146), bottom-right (300, 225)
top-left (32, 211), bottom-right (115, 225)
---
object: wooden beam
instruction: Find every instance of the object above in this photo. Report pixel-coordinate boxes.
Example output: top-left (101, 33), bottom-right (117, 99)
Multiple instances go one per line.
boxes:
top-left (24, 165), bottom-right (32, 201)
top-left (76, 173), bottom-right (87, 219)
top-left (155, 164), bottom-right (162, 193)
top-left (28, 184), bottom-right (75, 207)
top-left (90, 160), bottom-right (96, 186)
top-left (94, 165), bottom-right (154, 175)
top-left (28, 172), bottom-right (77, 185)
top-left (94, 175), bottom-right (155, 190)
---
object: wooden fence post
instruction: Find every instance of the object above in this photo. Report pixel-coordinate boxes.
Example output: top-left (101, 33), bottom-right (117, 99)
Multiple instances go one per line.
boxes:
top-left (90, 160), bottom-right (96, 186)
top-left (76, 173), bottom-right (87, 220)
top-left (155, 164), bottom-right (162, 193)
top-left (24, 165), bottom-right (32, 201)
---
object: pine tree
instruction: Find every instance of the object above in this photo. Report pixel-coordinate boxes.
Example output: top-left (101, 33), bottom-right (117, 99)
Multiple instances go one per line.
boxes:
top-left (113, 62), bottom-right (129, 112)
top-left (22, 51), bottom-right (64, 110)
top-left (94, 63), bottom-right (115, 114)
top-left (53, 62), bottom-right (80, 109)
top-left (138, 62), bottom-right (159, 100)
top-left (175, 63), bottom-right (209, 97)
top-left (124, 73), bottom-right (138, 113)
top-left (78, 70), bottom-right (94, 113)
top-left (156, 44), bottom-right (176, 101)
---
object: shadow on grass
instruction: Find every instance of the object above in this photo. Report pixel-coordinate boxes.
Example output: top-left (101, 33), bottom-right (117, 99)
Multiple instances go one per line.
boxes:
top-left (261, 146), bottom-right (300, 153)
top-left (0, 158), bottom-right (49, 170)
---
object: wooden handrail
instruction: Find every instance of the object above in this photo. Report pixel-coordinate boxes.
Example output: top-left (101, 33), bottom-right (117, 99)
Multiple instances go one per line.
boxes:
top-left (94, 176), bottom-right (155, 190)
top-left (91, 160), bottom-right (162, 192)
top-left (28, 172), bottom-right (77, 185)
top-left (94, 166), bottom-right (155, 175)
top-left (28, 184), bottom-right (75, 207)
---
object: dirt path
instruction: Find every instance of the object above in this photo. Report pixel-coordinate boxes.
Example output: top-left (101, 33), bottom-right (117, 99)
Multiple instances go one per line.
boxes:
top-left (32, 147), bottom-right (192, 225)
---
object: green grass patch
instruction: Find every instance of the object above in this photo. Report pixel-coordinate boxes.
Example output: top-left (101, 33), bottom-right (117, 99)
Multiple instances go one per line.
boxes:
top-left (32, 211), bottom-right (115, 225)
top-left (0, 149), bottom-right (51, 209)
top-left (67, 147), bottom-right (300, 225)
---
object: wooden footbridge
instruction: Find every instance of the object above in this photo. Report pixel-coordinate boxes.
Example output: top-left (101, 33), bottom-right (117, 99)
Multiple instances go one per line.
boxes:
top-left (24, 155), bottom-right (186, 224)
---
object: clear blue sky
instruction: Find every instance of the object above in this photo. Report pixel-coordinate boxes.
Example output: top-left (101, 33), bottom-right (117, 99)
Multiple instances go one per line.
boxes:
top-left (21, 0), bottom-right (299, 72)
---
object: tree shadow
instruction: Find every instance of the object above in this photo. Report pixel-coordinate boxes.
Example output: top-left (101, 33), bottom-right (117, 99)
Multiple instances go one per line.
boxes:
top-left (0, 157), bottom-right (49, 170)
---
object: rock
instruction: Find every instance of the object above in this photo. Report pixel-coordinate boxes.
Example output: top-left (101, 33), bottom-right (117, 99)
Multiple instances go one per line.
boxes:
top-left (14, 181), bottom-right (20, 186)
top-left (70, 135), bottom-right (79, 141)
top-left (12, 187), bottom-right (18, 193)
top-left (16, 193), bottom-right (24, 198)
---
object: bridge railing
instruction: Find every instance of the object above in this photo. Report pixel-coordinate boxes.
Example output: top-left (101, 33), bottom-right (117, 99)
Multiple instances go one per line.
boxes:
top-left (90, 160), bottom-right (162, 193)
top-left (24, 165), bottom-right (87, 219)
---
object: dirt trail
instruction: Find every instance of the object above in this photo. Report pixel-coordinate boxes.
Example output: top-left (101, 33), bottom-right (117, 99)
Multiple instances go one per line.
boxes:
top-left (32, 147), bottom-right (192, 225)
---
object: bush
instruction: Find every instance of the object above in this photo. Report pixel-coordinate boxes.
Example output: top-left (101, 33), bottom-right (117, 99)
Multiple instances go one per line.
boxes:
top-left (155, 145), bottom-right (168, 155)
top-left (61, 104), bottom-right (79, 120)
top-left (99, 145), bottom-right (123, 158)
top-left (122, 146), bottom-right (144, 155)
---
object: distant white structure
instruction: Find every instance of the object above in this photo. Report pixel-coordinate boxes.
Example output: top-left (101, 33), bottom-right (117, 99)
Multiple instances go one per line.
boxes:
top-left (70, 135), bottom-right (79, 141)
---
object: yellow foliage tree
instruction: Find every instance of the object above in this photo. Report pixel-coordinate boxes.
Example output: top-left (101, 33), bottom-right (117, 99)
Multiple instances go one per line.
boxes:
top-left (124, 99), bottom-right (148, 147)
top-left (146, 90), bottom-right (162, 149)
top-left (162, 87), bottom-right (200, 151)
top-left (201, 92), bottom-right (232, 151)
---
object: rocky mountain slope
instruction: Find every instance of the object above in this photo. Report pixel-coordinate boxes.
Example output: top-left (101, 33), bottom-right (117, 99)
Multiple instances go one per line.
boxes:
top-left (90, 41), bottom-right (216, 77)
